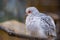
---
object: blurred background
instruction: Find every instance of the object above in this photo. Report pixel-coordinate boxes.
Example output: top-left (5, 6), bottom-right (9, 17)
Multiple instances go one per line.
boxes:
top-left (0, 0), bottom-right (60, 40)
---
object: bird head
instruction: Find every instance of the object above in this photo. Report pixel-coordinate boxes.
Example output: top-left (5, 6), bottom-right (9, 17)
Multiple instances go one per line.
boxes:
top-left (25, 7), bottom-right (40, 16)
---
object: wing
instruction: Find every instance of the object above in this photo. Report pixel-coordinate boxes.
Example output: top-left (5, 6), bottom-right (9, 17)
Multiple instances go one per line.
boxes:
top-left (41, 16), bottom-right (56, 37)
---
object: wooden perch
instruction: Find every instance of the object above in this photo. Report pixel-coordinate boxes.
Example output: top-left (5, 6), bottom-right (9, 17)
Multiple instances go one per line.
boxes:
top-left (9, 32), bottom-right (47, 40)
top-left (0, 20), bottom-right (47, 40)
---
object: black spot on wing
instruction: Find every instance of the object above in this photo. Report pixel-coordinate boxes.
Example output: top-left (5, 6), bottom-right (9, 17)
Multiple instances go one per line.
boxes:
top-left (41, 17), bottom-right (54, 30)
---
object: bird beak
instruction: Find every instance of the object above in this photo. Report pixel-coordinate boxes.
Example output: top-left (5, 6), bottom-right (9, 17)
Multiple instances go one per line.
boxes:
top-left (25, 13), bottom-right (28, 19)
top-left (25, 13), bottom-right (28, 16)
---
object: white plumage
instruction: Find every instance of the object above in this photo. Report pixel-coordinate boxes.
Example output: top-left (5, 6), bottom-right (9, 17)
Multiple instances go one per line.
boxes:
top-left (25, 7), bottom-right (56, 40)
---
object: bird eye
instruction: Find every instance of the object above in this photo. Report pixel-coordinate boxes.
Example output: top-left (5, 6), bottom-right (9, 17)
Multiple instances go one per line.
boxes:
top-left (28, 11), bottom-right (31, 13)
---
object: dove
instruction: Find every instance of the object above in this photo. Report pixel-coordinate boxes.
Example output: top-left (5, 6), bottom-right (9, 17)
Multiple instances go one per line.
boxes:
top-left (25, 7), bottom-right (57, 40)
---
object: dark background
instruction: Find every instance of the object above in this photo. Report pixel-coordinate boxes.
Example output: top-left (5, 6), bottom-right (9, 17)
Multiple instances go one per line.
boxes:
top-left (0, 0), bottom-right (60, 40)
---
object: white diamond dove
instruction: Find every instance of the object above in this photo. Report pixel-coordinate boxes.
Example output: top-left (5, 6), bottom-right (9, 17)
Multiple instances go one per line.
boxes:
top-left (25, 7), bottom-right (56, 40)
